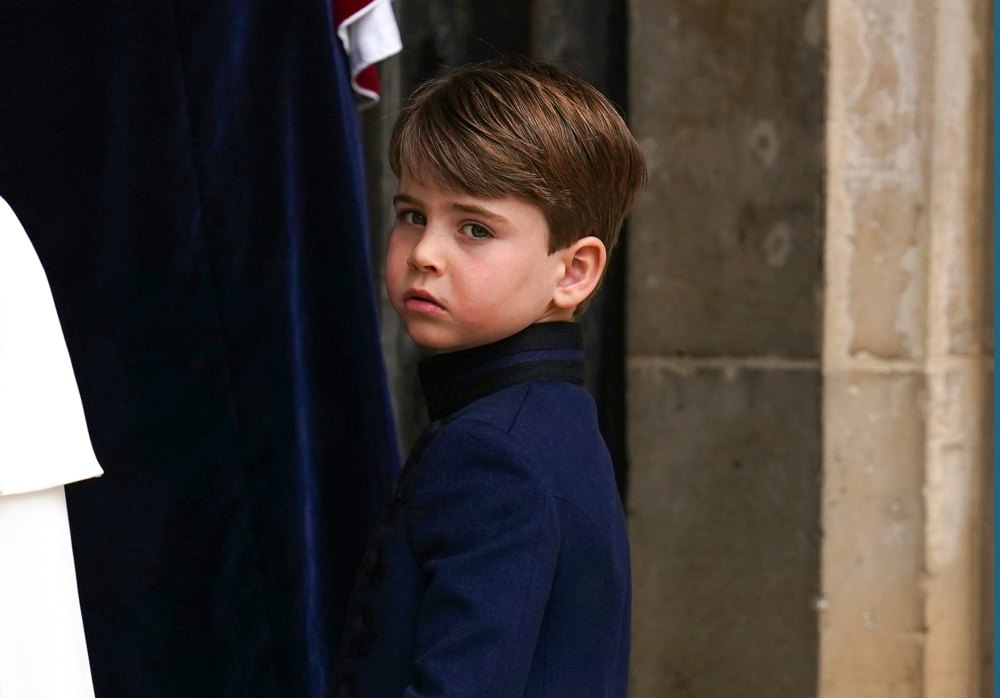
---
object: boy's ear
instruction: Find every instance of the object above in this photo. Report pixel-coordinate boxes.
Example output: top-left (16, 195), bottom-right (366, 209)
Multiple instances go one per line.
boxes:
top-left (552, 236), bottom-right (607, 312)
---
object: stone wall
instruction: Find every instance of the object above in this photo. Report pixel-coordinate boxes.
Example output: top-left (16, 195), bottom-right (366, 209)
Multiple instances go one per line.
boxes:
top-left (820, 0), bottom-right (992, 695)
top-left (627, 0), bottom-right (992, 696)
top-left (626, 2), bottom-right (826, 696)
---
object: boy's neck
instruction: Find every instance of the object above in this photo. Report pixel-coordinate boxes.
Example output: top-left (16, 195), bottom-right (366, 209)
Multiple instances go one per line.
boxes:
top-left (417, 322), bottom-right (584, 420)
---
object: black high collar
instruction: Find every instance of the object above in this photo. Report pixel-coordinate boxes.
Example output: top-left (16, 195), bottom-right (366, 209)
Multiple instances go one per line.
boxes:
top-left (418, 322), bottom-right (585, 421)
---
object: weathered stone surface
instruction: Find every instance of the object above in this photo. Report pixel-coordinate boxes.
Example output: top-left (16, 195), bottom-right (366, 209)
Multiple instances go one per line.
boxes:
top-left (823, 2), bottom-right (992, 695)
top-left (627, 0), bottom-right (825, 359)
top-left (924, 0), bottom-right (992, 361)
top-left (825, 0), bottom-right (934, 363)
top-left (627, 363), bottom-right (820, 697)
top-left (980, 367), bottom-right (993, 698)
top-left (982, 203), bottom-right (994, 355)
top-left (843, 184), bottom-right (928, 360)
top-left (923, 368), bottom-right (990, 697)
top-left (820, 371), bottom-right (927, 697)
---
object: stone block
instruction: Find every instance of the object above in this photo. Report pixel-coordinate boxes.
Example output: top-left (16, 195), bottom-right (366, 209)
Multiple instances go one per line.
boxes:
top-left (627, 0), bottom-right (825, 359)
top-left (627, 363), bottom-right (820, 697)
top-left (820, 371), bottom-right (927, 697)
top-left (823, 0), bottom-right (936, 364)
top-left (842, 184), bottom-right (928, 361)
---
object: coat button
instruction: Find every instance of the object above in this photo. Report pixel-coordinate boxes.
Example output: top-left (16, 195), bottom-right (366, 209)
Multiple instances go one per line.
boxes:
top-left (383, 482), bottom-right (407, 521)
top-left (382, 461), bottom-right (419, 522)
top-left (359, 545), bottom-right (387, 589)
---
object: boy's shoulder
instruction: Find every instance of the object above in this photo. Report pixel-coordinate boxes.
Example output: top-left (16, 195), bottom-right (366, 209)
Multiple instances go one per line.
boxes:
top-left (411, 379), bottom-right (610, 500)
top-left (405, 379), bottom-right (625, 568)
top-left (446, 378), bottom-right (597, 441)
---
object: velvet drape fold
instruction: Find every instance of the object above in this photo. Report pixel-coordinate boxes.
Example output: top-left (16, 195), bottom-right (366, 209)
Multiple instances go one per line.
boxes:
top-left (1, 1), bottom-right (398, 694)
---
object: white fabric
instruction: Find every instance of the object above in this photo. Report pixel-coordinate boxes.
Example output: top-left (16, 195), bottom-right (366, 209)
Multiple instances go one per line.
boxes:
top-left (336, 0), bottom-right (403, 102)
top-left (0, 197), bottom-right (103, 495)
top-left (0, 487), bottom-right (96, 698)
top-left (0, 196), bottom-right (100, 696)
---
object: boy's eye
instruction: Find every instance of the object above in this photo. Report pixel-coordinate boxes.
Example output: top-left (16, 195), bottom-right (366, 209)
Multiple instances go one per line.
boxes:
top-left (460, 223), bottom-right (493, 240)
top-left (399, 211), bottom-right (426, 226)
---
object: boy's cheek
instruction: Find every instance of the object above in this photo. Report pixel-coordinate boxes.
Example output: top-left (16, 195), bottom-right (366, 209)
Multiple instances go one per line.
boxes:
top-left (384, 247), bottom-right (408, 287)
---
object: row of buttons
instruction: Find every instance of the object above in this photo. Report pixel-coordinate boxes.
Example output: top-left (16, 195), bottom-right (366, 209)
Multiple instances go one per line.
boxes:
top-left (328, 420), bottom-right (444, 696)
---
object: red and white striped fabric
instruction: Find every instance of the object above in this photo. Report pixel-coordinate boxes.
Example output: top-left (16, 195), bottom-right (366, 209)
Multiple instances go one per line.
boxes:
top-left (333, 0), bottom-right (402, 106)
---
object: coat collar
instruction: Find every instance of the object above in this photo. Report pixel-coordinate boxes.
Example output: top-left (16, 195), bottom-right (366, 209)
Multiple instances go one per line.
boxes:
top-left (418, 322), bottom-right (585, 421)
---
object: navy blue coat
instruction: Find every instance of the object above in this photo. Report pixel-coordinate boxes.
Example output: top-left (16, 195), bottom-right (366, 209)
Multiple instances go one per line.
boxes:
top-left (331, 322), bottom-right (631, 697)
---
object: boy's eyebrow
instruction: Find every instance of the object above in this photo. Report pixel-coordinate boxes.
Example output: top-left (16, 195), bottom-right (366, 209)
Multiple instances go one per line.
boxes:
top-left (392, 193), bottom-right (421, 207)
top-left (449, 202), bottom-right (509, 223)
top-left (393, 193), bottom-right (510, 223)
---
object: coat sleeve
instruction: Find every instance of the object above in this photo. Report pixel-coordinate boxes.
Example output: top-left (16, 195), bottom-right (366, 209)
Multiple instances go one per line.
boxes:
top-left (403, 421), bottom-right (560, 698)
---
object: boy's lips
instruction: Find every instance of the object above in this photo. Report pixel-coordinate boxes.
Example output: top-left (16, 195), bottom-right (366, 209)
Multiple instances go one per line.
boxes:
top-left (403, 289), bottom-right (446, 315)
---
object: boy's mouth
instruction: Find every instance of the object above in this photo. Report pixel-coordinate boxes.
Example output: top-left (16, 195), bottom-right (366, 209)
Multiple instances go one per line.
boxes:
top-left (403, 289), bottom-right (446, 314)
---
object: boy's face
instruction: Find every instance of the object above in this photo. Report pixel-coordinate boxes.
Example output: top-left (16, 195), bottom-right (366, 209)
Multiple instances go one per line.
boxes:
top-left (385, 172), bottom-right (573, 352)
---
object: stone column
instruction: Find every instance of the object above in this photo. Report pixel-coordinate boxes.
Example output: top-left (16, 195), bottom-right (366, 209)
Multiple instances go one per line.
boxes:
top-left (626, 2), bottom-right (826, 696)
top-left (820, 1), bottom-right (992, 696)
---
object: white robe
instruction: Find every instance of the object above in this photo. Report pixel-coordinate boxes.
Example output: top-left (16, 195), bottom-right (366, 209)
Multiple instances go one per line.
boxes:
top-left (0, 197), bottom-right (103, 697)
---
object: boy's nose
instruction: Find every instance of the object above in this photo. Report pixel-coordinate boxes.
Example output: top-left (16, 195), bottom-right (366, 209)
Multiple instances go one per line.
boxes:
top-left (407, 232), bottom-right (444, 274)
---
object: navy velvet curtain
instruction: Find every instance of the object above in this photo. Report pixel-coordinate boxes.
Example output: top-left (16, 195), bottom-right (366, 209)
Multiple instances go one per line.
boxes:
top-left (1, 1), bottom-right (398, 695)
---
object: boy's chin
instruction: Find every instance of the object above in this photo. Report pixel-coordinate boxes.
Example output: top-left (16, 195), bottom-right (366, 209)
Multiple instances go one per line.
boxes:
top-left (409, 338), bottom-right (471, 354)
top-left (404, 325), bottom-right (488, 354)
top-left (404, 326), bottom-right (462, 353)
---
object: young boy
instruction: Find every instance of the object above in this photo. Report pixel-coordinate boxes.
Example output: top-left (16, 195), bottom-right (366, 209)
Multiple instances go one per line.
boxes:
top-left (331, 57), bottom-right (646, 697)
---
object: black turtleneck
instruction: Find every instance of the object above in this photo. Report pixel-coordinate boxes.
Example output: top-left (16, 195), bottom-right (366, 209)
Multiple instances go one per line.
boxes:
top-left (417, 322), bottom-right (585, 422)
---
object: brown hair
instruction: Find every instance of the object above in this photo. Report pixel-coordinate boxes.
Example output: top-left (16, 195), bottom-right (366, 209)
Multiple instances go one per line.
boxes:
top-left (388, 57), bottom-right (647, 257)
